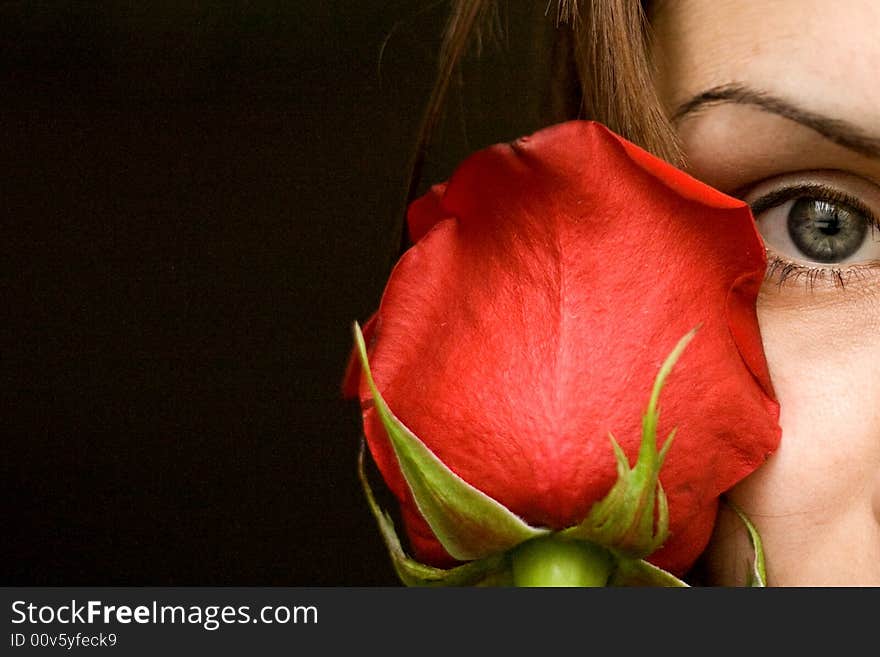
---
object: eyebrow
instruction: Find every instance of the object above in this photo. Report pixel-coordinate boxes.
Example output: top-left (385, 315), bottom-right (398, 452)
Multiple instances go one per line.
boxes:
top-left (672, 83), bottom-right (880, 160)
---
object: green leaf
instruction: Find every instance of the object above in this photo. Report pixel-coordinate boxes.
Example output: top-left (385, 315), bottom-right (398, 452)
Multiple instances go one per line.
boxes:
top-left (353, 322), bottom-right (549, 562)
top-left (357, 442), bottom-right (512, 586)
top-left (725, 497), bottom-right (767, 587)
top-left (560, 328), bottom-right (698, 559)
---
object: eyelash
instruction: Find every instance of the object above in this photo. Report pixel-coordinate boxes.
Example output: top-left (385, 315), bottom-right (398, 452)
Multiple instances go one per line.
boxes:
top-left (763, 257), bottom-right (874, 290)
top-left (748, 183), bottom-right (880, 290)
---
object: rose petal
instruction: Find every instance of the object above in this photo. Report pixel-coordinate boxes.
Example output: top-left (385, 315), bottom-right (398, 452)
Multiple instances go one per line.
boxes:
top-left (407, 182), bottom-right (450, 244)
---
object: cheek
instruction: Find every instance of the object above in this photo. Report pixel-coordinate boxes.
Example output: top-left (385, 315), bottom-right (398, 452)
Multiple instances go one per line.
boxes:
top-left (716, 287), bottom-right (880, 584)
top-left (757, 290), bottom-right (880, 498)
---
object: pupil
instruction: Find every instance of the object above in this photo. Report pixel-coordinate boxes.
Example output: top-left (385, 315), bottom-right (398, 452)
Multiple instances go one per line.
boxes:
top-left (815, 214), bottom-right (840, 235)
top-left (786, 197), bottom-right (867, 264)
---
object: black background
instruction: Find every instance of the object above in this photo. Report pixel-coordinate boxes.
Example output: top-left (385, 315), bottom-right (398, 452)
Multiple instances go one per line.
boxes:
top-left (2, 2), bottom-right (556, 584)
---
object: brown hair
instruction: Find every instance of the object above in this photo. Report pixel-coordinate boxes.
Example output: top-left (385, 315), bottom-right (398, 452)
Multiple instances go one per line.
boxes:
top-left (398, 0), bottom-right (681, 253)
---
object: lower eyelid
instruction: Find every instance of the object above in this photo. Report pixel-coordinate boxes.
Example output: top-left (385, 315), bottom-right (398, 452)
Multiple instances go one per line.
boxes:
top-left (763, 252), bottom-right (880, 291)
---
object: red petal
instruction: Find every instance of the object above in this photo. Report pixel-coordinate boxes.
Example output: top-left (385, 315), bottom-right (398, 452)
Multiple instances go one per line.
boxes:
top-left (406, 182), bottom-right (450, 243)
top-left (343, 183), bottom-right (452, 399)
top-left (360, 121), bottom-right (780, 575)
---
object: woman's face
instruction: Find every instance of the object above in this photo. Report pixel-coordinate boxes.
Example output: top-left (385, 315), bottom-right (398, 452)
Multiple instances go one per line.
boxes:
top-left (651, 0), bottom-right (880, 585)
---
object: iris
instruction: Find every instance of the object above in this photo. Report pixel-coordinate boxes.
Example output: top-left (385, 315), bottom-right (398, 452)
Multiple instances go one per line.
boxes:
top-left (787, 198), bottom-right (868, 263)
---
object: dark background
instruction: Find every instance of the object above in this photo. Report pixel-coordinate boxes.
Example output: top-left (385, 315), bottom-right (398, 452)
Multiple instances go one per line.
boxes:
top-left (2, 1), bottom-right (555, 584)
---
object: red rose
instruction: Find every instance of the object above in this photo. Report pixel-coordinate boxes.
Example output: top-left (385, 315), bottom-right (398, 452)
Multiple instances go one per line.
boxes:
top-left (345, 121), bottom-right (780, 578)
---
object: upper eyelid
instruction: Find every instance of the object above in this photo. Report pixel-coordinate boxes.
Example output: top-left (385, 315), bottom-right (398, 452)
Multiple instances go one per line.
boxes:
top-left (747, 184), bottom-right (877, 222)
top-left (731, 168), bottom-right (879, 199)
top-left (736, 172), bottom-right (880, 228)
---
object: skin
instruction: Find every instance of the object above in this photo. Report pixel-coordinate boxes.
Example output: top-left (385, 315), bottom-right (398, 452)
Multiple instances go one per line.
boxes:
top-left (651, 0), bottom-right (880, 585)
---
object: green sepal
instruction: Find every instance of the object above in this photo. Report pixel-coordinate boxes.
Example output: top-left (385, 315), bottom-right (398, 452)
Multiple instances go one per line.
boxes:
top-left (609, 557), bottom-right (690, 587)
top-left (353, 322), bottom-right (549, 562)
top-left (725, 497), bottom-right (767, 587)
top-left (560, 328), bottom-right (698, 559)
top-left (357, 442), bottom-right (512, 586)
